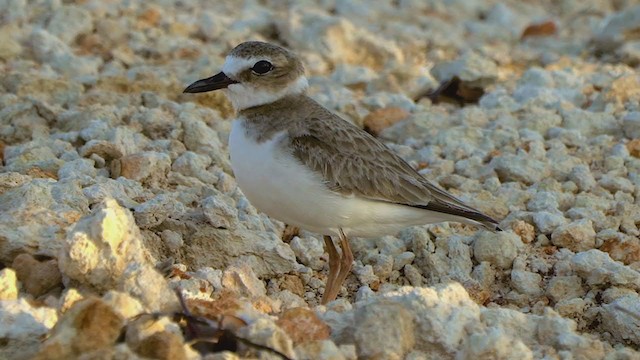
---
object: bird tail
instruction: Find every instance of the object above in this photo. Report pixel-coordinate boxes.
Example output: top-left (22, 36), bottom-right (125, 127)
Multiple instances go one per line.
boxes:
top-left (411, 201), bottom-right (503, 232)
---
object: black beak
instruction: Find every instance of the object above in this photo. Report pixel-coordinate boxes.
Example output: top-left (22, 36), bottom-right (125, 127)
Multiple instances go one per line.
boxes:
top-left (183, 72), bottom-right (238, 93)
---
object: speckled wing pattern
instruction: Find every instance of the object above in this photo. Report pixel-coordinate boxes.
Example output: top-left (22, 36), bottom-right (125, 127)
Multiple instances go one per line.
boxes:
top-left (288, 112), bottom-right (501, 230)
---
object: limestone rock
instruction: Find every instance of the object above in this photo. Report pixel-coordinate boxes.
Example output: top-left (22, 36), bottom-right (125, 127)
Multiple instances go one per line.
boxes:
top-left (12, 253), bottom-right (62, 297)
top-left (222, 264), bottom-right (266, 299)
top-left (111, 151), bottom-right (171, 187)
top-left (290, 235), bottom-right (325, 271)
top-left (571, 250), bottom-right (640, 289)
top-left (593, 5), bottom-right (640, 52)
top-left (59, 198), bottom-right (147, 290)
top-left (353, 299), bottom-right (415, 359)
top-left (276, 307), bottom-right (331, 346)
top-left (551, 219), bottom-right (596, 252)
top-left (125, 315), bottom-right (185, 360)
top-left (33, 298), bottom-right (124, 359)
top-left (46, 5), bottom-right (94, 44)
top-left (236, 318), bottom-right (295, 359)
top-left (0, 299), bottom-right (58, 360)
top-left (202, 195), bottom-right (238, 229)
top-left (29, 29), bottom-right (100, 77)
top-left (0, 179), bottom-right (84, 264)
top-left (59, 198), bottom-right (177, 311)
top-left (431, 51), bottom-right (499, 87)
top-left (546, 276), bottom-right (585, 303)
top-left (601, 294), bottom-right (640, 346)
top-left (295, 340), bottom-right (346, 360)
top-left (473, 231), bottom-right (519, 269)
top-left (0, 269), bottom-right (18, 300)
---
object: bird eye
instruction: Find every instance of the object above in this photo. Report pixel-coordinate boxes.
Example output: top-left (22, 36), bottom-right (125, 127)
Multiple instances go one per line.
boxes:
top-left (251, 60), bottom-right (273, 75)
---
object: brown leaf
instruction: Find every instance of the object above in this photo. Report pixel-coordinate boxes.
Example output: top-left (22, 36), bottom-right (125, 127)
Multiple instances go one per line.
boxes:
top-left (521, 20), bottom-right (557, 39)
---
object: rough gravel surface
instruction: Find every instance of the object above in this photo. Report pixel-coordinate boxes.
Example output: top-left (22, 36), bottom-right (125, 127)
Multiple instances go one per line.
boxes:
top-left (1, 0), bottom-right (639, 359)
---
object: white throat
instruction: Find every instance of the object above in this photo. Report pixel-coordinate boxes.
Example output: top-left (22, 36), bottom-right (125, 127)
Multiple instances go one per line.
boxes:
top-left (221, 55), bottom-right (308, 111)
top-left (224, 76), bottom-right (308, 111)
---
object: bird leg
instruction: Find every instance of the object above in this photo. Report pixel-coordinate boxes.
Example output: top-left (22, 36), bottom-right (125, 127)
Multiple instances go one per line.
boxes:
top-left (333, 229), bottom-right (354, 299)
top-left (321, 229), bottom-right (354, 304)
top-left (322, 235), bottom-right (340, 305)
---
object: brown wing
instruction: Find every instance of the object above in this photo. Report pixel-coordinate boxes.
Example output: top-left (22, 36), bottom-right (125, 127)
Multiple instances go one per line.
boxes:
top-left (288, 113), bottom-right (501, 230)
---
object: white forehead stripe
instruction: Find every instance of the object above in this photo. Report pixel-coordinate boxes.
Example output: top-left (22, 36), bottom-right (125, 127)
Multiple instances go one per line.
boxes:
top-left (222, 56), bottom-right (269, 77)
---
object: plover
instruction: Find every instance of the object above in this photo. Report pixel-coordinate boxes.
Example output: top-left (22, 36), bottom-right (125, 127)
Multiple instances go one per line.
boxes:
top-left (184, 41), bottom-right (502, 304)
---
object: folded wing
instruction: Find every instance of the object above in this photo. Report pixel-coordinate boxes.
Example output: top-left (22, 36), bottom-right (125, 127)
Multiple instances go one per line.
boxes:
top-left (288, 113), bottom-right (501, 231)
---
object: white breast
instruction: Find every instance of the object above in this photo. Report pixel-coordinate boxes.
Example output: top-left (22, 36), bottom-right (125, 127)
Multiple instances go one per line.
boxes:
top-left (229, 119), bottom-right (342, 232)
top-left (228, 118), bottom-right (444, 238)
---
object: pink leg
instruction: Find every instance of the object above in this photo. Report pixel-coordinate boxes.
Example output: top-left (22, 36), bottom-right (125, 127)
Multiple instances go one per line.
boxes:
top-left (321, 229), bottom-right (353, 304)
top-left (321, 235), bottom-right (340, 305)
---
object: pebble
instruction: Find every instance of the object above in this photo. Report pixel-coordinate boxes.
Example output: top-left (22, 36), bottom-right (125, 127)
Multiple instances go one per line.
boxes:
top-left (550, 219), bottom-right (596, 252)
top-left (111, 151), bottom-right (171, 187)
top-left (431, 51), bottom-right (499, 87)
top-left (622, 112), bottom-right (640, 138)
top-left (11, 254), bottom-right (62, 297)
top-left (592, 5), bottom-right (640, 52)
top-left (133, 193), bottom-right (186, 229)
top-left (598, 173), bottom-right (635, 193)
top-left (295, 339), bottom-right (346, 360)
top-left (160, 229), bottom-right (184, 251)
top-left (171, 151), bottom-right (218, 184)
top-left (276, 307), bottom-right (331, 345)
top-left (511, 265), bottom-right (542, 297)
top-left (599, 232), bottom-right (640, 265)
top-left (354, 300), bottom-right (415, 359)
top-left (236, 318), bottom-right (295, 359)
top-left (491, 154), bottom-right (549, 185)
top-left (393, 252), bottom-right (416, 271)
top-left (545, 276), bottom-right (585, 303)
top-left (46, 5), bottom-right (93, 44)
top-left (568, 165), bottom-right (596, 191)
top-left (473, 231), bottom-right (518, 269)
top-left (102, 291), bottom-right (145, 320)
top-left (532, 211), bottom-right (567, 234)
top-left (221, 264), bottom-right (267, 299)
top-left (0, 299), bottom-right (58, 359)
top-left (601, 294), bottom-right (640, 346)
top-left (59, 198), bottom-right (177, 311)
top-left (29, 29), bottom-right (101, 78)
top-left (202, 195), bottom-right (238, 229)
top-left (33, 298), bottom-right (124, 359)
top-left (511, 220), bottom-right (535, 244)
top-left (571, 250), bottom-right (640, 289)
top-left (290, 236), bottom-right (326, 271)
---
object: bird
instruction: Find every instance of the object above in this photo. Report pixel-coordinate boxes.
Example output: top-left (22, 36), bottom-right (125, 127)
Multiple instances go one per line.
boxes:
top-left (183, 41), bottom-right (502, 304)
